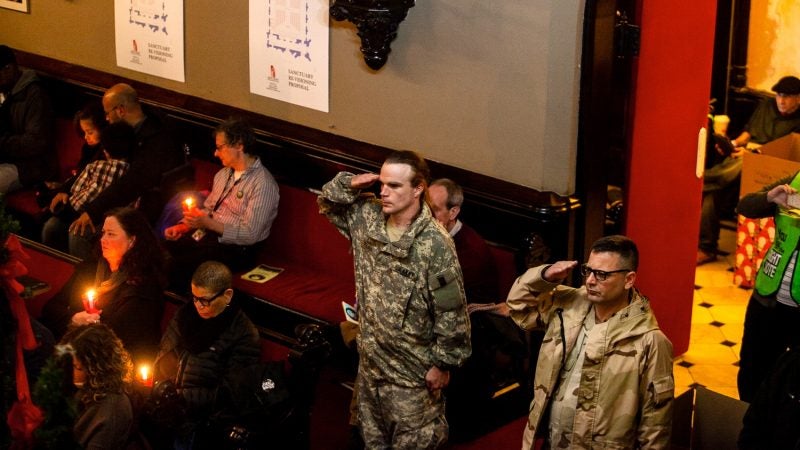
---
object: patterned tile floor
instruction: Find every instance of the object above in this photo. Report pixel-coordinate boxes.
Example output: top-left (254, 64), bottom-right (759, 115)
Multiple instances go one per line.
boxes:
top-left (674, 227), bottom-right (749, 400)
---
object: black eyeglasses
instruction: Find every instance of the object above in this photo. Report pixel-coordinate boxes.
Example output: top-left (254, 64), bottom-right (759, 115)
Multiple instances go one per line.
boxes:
top-left (580, 264), bottom-right (631, 281)
top-left (192, 288), bottom-right (227, 307)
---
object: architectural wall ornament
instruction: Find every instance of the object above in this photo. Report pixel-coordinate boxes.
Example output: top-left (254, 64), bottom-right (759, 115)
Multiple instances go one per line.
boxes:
top-left (330, 0), bottom-right (416, 70)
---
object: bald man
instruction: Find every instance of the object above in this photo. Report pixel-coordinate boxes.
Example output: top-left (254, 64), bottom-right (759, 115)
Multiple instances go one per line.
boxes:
top-left (68, 83), bottom-right (183, 258)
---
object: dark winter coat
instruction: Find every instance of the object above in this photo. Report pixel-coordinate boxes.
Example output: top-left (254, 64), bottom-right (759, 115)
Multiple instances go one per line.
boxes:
top-left (82, 110), bottom-right (183, 223)
top-left (155, 301), bottom-right (261, 419)
top-left (0, 69), bottom-right (56, 186)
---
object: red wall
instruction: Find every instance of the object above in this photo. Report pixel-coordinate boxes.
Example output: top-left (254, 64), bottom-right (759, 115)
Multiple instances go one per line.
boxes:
top-left (624, 0), bottom-right (718, 355)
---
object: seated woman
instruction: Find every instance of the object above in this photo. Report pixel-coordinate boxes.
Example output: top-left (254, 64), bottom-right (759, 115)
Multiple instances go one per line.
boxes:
top-left (40, 102), bottom-right (107, 194)
top-left (56, 323), bottom-right (135, 449)
top-left (41, 121), bottom-right (133, 257)
top-left (154, 261), bottom-right (261, 448)
top-left (73, 102), bottom-right (109, 171)
top-left (40, 207), bottom-right (167, 364)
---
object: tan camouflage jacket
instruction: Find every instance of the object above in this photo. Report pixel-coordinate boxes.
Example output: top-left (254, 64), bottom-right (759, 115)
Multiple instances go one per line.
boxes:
top-left (507, 265), bottom-right (674, 450)
top-left (318, 172), bottom-right (471, 387)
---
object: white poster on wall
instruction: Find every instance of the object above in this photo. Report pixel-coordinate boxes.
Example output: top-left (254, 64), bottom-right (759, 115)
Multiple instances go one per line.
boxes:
top-left (249, 0), bottom-right (329, 112)
top-left (114, 0), bottom-right (185, 83)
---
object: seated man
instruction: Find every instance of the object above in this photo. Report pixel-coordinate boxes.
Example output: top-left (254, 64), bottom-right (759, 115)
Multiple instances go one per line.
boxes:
top-left (698, 75), bottom-right (800, 264)
top-left (163, 117), bottom-right (279, 289)
top-left (41, 121), bottom-right (133, 252)
top-left (697, 131), bottom-right (742, 265)
top-left (0, 44), bottom-right (55, 193)
top-left (68, 83), bottom-right (184, 259)
top-left (731, 76), bottom-right (800, 148)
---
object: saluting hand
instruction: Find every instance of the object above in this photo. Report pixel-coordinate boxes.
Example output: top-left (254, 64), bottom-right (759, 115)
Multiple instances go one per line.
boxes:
top-left (350, 173), bottom-right (380, 190)
top-left (543, 260), bottom-right (579, 283)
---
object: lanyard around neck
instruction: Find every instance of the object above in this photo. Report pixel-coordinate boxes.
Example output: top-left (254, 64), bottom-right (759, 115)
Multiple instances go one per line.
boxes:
top-left (211, 168), bottom-right (245, 214)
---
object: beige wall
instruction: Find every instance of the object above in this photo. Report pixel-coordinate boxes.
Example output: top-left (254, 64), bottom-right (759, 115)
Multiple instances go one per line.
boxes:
top-left (0, 0), bottom-right (583, 195)
top-left (747, 0), bottom-right (800, 91)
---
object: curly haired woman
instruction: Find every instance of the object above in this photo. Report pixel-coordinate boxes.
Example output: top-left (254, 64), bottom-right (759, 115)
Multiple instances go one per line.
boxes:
top-left (59, 323), bottom-right (135, 449)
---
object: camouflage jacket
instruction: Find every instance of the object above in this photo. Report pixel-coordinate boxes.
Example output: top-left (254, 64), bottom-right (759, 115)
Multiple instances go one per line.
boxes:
top-left (318, 172), bottom-right (471, 387)
top-left (507, 265), bottom-right (674, 449)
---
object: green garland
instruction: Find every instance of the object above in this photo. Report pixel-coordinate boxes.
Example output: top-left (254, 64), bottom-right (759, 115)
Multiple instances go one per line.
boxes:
top-left (31, 355), bottom-right (79, 449)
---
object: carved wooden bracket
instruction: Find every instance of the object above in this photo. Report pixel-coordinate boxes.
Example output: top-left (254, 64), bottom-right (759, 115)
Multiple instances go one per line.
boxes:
top-left (330, 0), bottom-right (416, 70)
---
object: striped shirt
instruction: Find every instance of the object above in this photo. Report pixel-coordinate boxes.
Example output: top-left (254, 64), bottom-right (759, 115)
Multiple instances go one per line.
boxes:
top-left (202, 157), bottom-right (279, 245)
top-left (776, 250), bottom-right (799, 308)
top-left (70, 159), bottom-right (130, 211)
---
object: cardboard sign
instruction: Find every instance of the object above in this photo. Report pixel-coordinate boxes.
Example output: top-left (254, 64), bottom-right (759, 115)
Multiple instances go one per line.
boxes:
top-left (740, 133), bottom-right (800, 197)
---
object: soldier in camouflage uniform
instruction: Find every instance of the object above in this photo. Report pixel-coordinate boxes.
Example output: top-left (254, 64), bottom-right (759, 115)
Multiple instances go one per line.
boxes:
top-left (506, 235), bottom-right (673, 449)
top-left (318, 150), bottom-right (471, 449)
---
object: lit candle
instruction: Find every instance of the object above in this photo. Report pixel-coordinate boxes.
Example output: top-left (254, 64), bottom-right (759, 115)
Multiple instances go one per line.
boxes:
top-left (85, 289), bottom-right (96, 313)
top-left (139, 364), bottom-right (153, 387)
top-left (184, 197), bottom-right (194, 210)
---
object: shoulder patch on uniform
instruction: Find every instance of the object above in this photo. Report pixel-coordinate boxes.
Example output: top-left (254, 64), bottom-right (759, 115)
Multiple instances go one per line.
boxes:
top-left (429, 266), bottom-right (464, 311)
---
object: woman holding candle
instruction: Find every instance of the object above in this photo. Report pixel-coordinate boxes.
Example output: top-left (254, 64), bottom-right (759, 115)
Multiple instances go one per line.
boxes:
top-left (154, 261), bottom-right (260, 448)
top-left (40, 207), bottom-right (166, 364)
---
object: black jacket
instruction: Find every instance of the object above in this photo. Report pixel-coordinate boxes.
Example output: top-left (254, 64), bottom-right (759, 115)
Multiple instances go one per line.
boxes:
top-left (82, 110), bottom-right (183, 223)
top-left (0, 69), bottom-right (56, 186)
top-left (155, 301), bottom-right (261, 419)
top-left (739, 346), bottom-right (800, 449)
top-left (40, 259), bottom-right (165, 363)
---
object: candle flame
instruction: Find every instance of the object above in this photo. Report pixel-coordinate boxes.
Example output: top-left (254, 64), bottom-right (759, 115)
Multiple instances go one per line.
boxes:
top-left (86, 289), bottom-right (96, 312)
top-left (184, 197), bottom-right (194, 208)
top-left (139, 365), bottom-right (150, 381)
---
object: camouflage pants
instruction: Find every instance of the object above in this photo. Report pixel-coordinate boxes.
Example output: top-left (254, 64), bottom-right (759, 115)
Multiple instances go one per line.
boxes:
top-left (357, 372), bottom-right (448, 449)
